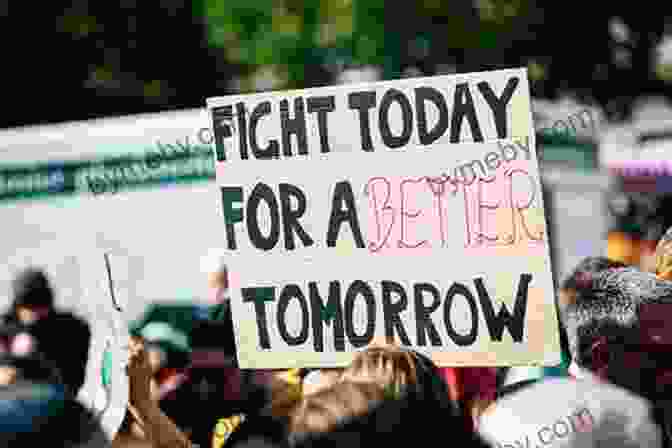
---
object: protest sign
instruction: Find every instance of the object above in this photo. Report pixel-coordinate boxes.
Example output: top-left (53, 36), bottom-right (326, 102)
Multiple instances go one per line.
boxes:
top-left (206, 68), bottom-right (559, 369)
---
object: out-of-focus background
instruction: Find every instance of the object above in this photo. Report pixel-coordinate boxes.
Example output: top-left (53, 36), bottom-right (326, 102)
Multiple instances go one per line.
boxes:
top-left (3, 1), bottom-right (672, 294)
top-left (2, 2), bottom-right (672, 443)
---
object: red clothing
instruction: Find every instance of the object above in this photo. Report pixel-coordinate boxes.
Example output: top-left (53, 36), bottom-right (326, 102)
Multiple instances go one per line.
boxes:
top-left (439, 367), bottom-right (498, 402)
top-left (438, 367), bottom-right (498, 431)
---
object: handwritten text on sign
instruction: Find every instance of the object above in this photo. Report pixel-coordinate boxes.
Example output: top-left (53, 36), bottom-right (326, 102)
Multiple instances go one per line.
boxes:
top-left (207, 69), bottom-right (560, 368)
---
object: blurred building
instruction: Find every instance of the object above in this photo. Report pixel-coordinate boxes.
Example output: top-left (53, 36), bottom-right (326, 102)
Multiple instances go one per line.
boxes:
top-left (601, 97), bottom-right (672, 270)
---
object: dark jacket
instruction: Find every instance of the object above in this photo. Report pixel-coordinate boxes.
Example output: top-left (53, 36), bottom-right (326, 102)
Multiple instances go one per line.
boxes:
top-left (0, 381), bottom-right (109, 448)
top-left (411, 351), bottom-right (462, 419)
top-left (13, 311), bottom-right (91, 395)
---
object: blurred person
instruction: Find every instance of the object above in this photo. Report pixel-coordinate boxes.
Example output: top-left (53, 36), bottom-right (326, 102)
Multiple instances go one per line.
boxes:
top-left (288, 379), bottom-right (488, 448)
top-left (0, 320), bottom-right (62, 386)
top-left (557, 256), bottom-right (628, 310)
top-left (212, 368), bottom-right (304, 448)
top-left (479, 376), bottom-right (662, 448)
top-left (0, 317), bottom-right (108, 447)
top-left (338, 345), bottom-right (417, 393)
top-left (113, 336), bottom-right (192, 448)
top-left (130, 303), bottom-right (202, 442)
top-left (2, 267), bottom-right (91, 397)
top-left (288, 381), bottom-right (386, 439)
top-left (561, 267), bottom-right (672, 445)
top-left (136, 320), bottom-right (191, 401)
top-left (0, 381), bottom-right (111, 448)
top-left (341, 345), bottom-right (461, 423)
top-left (213, 345), bottom-right (461, 448)
top-left (489, 256), bottom-right (627, 418)
top-left (200, 250), bottom-right (284, 445)
top-left (304, 344), bottom-right (459, 418)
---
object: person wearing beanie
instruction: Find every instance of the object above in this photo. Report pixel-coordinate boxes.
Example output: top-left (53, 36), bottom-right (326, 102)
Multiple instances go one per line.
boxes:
top-left (0, 319), bottom-right (109, 447)
top-left (2, 267), bottom-right (91, 397)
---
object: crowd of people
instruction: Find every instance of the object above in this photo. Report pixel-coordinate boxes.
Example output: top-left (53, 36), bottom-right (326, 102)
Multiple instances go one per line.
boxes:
top-left (6, 229), bottom-right (672, 447)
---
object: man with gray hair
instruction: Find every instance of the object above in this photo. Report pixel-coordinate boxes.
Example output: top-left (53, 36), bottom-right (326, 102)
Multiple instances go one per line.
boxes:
top-left (561, 267), bottom-right (672, 446)
top-left (479, 266), bottom-right (668, 448)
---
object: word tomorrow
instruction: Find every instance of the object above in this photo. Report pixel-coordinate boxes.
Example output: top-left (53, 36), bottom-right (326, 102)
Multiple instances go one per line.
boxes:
top-left (242, 274), bottom-right (531, 351)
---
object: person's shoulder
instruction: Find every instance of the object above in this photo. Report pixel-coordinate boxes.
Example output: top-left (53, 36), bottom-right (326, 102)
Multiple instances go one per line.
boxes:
top-left (489, 376), bottom-right (652, 416)
top-left (480, 377), bottom-right (660, 448)
top-left (48, 311), bottom-right (91, 334)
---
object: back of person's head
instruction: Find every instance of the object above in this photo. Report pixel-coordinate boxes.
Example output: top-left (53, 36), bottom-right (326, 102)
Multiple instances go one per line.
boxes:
top-left (290, 380), bottom-right (485, 448)
top-left (288, 381), bottom-right (385, 440)
top-left (559, 257), bottom-right (627, 309)
top-left (11, 267), bottom-right (54, 310)
top-left (34, 311), bottom-right (91, 396)
top-left (339, 345), bottom-right (417, 395)
top-left (562, 266), bottom-right (672, 371)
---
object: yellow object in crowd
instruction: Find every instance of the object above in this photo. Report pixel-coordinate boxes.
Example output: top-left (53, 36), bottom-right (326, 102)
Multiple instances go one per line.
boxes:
top-left (212, 414), bottom-right (246, 448)
top-left (275, 368), bottom-right (303, 401)
top-left (211, 369), bottom-right (303, 448)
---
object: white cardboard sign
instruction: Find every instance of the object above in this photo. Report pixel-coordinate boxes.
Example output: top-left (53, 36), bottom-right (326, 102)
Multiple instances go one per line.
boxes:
top-left (207, 68), bottom-right (560, 368)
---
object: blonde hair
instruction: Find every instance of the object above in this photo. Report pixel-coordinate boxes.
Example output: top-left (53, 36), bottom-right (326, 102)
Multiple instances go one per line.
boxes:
top-left (656, 237), bottom-right (672, 281)
top-left (288, 381), bottom-right (385, 438)
top-left (338, 345), bottom-right (417, 395)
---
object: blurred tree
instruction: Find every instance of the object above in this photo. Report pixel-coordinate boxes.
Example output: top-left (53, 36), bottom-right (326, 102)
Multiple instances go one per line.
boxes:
top-left (2, 0), bottom-right (672, 129)
top-left (1, 0), bottom-right (223, 128)
top-left (200, 0), bottom-right (335, 90)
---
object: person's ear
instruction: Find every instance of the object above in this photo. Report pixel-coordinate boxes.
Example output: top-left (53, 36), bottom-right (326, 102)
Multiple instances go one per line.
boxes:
top-left (590, 336), bottom-right (610, 377)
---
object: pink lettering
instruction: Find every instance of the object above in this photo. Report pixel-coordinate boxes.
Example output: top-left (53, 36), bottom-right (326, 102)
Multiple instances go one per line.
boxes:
top-left (506, 168), bottom-right (544, 243)
top-left (399, 178), bottom-right (430, 249)
top-left (476, 175), bottom-right (502, 245)
top-left (365, 177), bottom-right (395, 252)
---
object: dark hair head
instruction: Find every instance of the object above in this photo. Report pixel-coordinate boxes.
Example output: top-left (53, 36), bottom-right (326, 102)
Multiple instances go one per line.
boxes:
top-left (560, 257), bottom-right (628, 293)
top-left (11, 268), bottom-right (54, 309)
top-left (290, 381), bottom-right (485, 448)
top-left (562, 267), bottom-right (672, 369)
